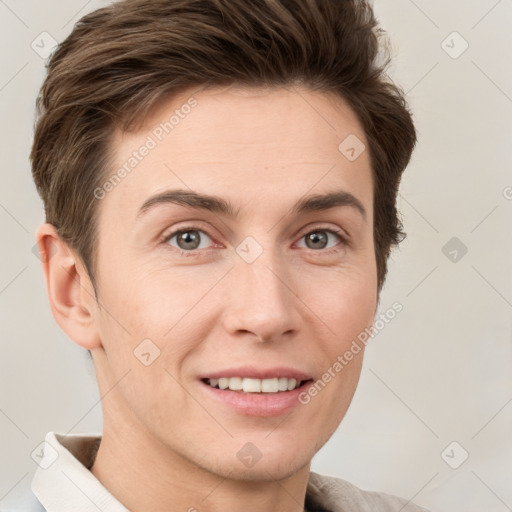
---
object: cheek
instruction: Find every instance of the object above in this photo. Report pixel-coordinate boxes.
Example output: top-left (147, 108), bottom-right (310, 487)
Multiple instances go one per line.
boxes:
top-left (96, 257), bottom-right (174, 332)
top-left (337, 277), bottom-right (376, 334)
top-left (94, 264), bottom-right (214, 371)
top-left (92, 278), bottom-right (195, 425)
top-left (300, 265), bottom-right (377, 342)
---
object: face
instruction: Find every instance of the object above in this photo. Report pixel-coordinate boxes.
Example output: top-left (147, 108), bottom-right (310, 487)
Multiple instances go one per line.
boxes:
top-left (90, 85), bottom-right (378, 481)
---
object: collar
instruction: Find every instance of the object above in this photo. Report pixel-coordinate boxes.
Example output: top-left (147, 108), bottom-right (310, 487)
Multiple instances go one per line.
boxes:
top-left (31, 431), bottom-right (129, 512)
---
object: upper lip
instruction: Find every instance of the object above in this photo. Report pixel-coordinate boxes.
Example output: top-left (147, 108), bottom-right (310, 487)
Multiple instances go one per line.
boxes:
top-left (199, 366), bottom-right (313, 381)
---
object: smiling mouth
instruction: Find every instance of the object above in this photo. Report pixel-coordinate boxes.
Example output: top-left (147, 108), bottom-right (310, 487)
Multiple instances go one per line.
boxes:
top-left (202, 377), bottom-right (312, 393)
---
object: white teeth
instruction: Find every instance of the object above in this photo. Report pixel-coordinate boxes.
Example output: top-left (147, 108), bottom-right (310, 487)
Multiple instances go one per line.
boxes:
top-left (206, 377), bottom-right (303, 393)
top-left (261, 378), bottom-right (279, 393)
top-left (278, 377), bottom-right (289, 391)
top-left (243, 378), bottom-right (261, 393)
top-left (228, 377), bottom-right (243, 391)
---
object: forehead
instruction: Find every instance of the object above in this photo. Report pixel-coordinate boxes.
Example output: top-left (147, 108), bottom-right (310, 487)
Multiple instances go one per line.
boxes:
top-left (102, 85), bottom-right (373, 223)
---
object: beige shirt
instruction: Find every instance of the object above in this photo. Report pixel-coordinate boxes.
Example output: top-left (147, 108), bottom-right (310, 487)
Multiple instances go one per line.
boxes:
top-left (14, 431), bottom-right (432, 511)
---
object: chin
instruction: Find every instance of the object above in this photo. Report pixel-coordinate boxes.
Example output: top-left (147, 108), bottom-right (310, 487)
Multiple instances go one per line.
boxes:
top-left (205, 439), bottom-right (315, 483)
top-left (216, 455), bottom-right (310, 483)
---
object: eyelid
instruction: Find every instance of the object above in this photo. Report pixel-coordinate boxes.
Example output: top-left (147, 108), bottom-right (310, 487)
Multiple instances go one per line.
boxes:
top-left (161, 223), bottom-right (218, 248)
top-left (296, 223), bottom-right (349, 243)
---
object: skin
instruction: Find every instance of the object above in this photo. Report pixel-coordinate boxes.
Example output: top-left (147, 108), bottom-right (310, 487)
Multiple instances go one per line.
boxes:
top-left (37, 84), bottom-right (378, 512)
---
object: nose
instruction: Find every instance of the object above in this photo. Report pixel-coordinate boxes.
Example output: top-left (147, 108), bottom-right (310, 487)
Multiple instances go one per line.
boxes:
top-left (221, 245), bottom-right (301, 343)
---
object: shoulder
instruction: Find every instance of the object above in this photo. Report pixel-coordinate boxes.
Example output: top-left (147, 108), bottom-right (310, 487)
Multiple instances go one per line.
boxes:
top-left (307, 471), bottom-right (433, 512)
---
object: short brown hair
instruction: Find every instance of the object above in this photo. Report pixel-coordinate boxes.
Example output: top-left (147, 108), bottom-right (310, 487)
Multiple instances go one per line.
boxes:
top-left (31, 0), bottom-right (416, 295)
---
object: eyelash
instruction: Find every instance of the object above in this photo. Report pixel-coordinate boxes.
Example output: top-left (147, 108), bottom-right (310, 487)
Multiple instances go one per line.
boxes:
top-left (161, 224), bottom-right (349, 258)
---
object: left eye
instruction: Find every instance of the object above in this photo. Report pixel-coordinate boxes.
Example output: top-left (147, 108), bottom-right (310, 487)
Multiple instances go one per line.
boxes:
top-left (297, 229), bottom-right (342, 250)
top-left (165, 228), bottom-right (213, 251)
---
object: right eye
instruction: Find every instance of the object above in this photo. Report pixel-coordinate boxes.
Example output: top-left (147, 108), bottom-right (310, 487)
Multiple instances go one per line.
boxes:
top-left (164, 226), bottom-right (216, 254)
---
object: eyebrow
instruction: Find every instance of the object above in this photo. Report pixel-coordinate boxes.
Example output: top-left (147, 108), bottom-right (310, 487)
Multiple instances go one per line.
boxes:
top-left (137, 188), bottom-right (367, 221)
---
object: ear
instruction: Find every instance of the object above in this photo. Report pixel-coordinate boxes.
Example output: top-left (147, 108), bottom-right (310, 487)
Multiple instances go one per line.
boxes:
top-left (36, 223), bottom-right (102, 350)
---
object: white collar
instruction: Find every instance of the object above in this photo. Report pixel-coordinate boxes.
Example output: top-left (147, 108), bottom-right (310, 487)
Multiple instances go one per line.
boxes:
top-left (31, 431), bottom-right (129, 512)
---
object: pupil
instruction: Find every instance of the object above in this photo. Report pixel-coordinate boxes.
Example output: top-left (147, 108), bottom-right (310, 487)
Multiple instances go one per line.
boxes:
top-left (179, 231), bottom-right (199, 250)
top-left (307, 232), bottom-right (327, 249)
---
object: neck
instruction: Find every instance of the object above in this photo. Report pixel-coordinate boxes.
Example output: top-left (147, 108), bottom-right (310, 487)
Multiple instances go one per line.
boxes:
top-left (90, 421), bottom-right (311, 512)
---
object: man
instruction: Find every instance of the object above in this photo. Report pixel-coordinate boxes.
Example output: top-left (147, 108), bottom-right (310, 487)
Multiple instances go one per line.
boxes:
top-left (19, 0), bottom-right (429, 510)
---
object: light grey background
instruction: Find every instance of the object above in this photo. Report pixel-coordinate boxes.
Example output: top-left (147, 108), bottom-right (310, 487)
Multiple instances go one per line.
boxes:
top-left (1, 1), bottom-right (511, 511)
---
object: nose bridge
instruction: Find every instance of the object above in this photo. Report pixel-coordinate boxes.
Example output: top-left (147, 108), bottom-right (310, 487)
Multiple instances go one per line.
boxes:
top-left (224, 235), bottom-right (299, 341)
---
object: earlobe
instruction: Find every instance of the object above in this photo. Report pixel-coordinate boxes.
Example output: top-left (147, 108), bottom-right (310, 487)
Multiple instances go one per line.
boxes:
top-left (36, 223), bottom-right (102, 350)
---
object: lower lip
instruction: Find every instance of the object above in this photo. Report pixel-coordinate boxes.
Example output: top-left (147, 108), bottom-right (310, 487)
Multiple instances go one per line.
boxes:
top-left (199, 380), bottom-right (313, 417)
